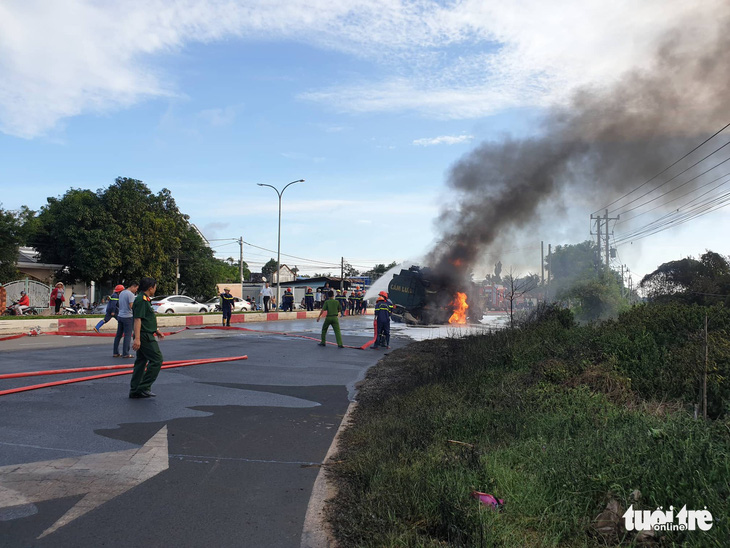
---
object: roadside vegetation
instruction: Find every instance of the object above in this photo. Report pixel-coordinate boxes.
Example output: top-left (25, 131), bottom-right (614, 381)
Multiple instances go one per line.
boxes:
top-left (328, 303), bottom-right (730, 547)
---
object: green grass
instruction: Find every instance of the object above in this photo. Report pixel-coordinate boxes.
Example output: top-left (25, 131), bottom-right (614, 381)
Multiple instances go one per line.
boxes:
top-left (327, 305), bottom-right (730, 547)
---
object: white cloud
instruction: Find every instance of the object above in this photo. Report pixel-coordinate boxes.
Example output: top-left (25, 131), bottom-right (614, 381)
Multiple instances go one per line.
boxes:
top-left (413, 134), bottom-right (474, 146)
top-left (0, 0), bottom-right (725, 137)
top-left (197, 105), bottom-right (239, 127)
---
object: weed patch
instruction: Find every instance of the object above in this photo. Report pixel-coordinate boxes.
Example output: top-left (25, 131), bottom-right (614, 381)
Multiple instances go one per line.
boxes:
top-left (328, 304), bottom-right (730, 546)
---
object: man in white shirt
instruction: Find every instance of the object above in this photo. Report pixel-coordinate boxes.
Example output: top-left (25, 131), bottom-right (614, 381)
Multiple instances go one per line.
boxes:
top-left (260, 282), bottom-right (273, 313)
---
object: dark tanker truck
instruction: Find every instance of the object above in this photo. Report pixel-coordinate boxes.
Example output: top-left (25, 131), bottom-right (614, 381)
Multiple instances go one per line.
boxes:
top-left (387, 266), bottom-right (452, 325)
top-left (388, 265), bottom-right (486, 325)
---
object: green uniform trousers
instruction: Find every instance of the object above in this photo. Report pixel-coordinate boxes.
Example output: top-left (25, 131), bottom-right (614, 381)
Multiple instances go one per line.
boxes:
top-left (129, 332), bottom-right (163, 395)
top-left (321, 316), bottom-right (343, 346)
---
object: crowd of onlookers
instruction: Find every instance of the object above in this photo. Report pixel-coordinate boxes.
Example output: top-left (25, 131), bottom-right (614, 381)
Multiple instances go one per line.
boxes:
top-left (256, 282), bottom-right (370, 313)
top-left (5, 281), bottom-right (373, 316)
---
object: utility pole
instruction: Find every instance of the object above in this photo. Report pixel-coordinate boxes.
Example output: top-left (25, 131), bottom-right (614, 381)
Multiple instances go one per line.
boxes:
top-left (541, 241), bottom-right (544, 286)
top-left (591, 210), bottom-right (619, 269)
top-left (620, 264), bottom-right (625, 298)
top-left (590, 213), bottom-right (602, 267)
top-left (704, 312), bottom-right (708, 420)
top-left (341, 257), bottom-right (345, 290)
top-left (604, 209), bottom-right (620, 269)
top-left (547, 244), bottom-right (552, 285)
top-left (175, 256), bottom-right (180, 294)
top-left (239, 237), bottom-right (244, 299)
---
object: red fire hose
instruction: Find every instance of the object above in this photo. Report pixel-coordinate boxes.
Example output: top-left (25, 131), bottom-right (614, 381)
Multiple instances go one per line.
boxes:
top-left (0, 355), bottom-right (248, 397)
top-left (359, 318), bottom-right (379, 350)
top-left (0, 356), bottom-right (245, 380)
top-left (0, 328), bottom-right (186, 342)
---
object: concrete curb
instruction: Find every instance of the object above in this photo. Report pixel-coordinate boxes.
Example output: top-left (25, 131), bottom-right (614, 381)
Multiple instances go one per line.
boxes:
top-left (300, 400), bottom-right (358, 548)
top-left (0, 310), bottom-right (373, 337)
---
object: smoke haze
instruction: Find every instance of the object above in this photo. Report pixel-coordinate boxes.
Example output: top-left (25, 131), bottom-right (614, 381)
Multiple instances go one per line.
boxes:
top-left (428, 5), bottom-right (730, 284)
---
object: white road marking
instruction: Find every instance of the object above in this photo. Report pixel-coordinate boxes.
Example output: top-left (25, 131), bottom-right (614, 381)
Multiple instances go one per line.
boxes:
top-left (0, 426), bottom-right (169, 538)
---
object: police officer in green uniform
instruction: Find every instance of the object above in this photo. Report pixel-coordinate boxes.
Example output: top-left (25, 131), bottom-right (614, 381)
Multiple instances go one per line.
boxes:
top-left (129, 277), bottom-right (165, 398)
top-left (316, 290), bottom-right (343, 348)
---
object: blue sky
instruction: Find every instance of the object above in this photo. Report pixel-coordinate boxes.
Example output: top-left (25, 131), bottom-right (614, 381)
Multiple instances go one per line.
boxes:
top-left (1, 0), bottom-right (728, 283)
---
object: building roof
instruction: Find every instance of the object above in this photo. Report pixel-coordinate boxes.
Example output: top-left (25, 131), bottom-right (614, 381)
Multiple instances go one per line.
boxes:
top-left (17, 247), bottom-right (64, 269)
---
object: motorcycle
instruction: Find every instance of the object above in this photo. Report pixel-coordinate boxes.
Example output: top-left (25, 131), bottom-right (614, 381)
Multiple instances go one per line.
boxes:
top-left (3, 300), bottom-right (40, 316)
top-left (63, 303), bottom-right (87, 315)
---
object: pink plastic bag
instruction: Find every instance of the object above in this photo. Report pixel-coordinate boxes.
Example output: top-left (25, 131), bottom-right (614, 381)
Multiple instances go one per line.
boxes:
top-left (471, 491), bottom-right (504, 509)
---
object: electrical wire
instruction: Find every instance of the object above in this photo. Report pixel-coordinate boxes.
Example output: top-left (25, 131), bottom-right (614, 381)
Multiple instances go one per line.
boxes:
top-left (616, 171), bottom-right (730, 226)
top-left (609, 141), bottom-right (730, 215)
top-left (615, 190), bottom-right (730, 245)
top-left (594, 120), bottom-right (730, 214)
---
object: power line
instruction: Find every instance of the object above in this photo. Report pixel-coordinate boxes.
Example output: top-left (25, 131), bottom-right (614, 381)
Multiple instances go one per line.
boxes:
top-left (609, 141), bottom-right (730, 215)
top-left (615, 189), bottom-right (730, 245)
top-left (595, 120), bottom-right (730, 214)
top-left (616, 171), bottom-right (730, 226)
top-left (241, 240), bottom-right (341, 267)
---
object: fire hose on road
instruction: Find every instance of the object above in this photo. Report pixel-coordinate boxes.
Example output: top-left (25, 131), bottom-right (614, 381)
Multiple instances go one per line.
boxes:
top-left (0, 355), bottom-right (249, 397)
top-left (0, 321), bottom-right (381, 396)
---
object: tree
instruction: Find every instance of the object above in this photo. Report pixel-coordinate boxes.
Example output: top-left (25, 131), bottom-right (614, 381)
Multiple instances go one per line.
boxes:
top-left (545, 241), bottom-right (597, 295)
top-left (544, 241), bottom-right (630, 322)
top-left (31, 189), bottom-right (118, 284)
top-left (343, 261), bottom-right (359, 277)
top-left (503, 269), bottom-right (539, 328)
top-left (27, 177), bottom-right (222, 294)
top-left (215, 259), bottom-right (250, 285)
top-left (361, 261), bottom-right (398, 281)
top-left (0, 205), bottom-right (23, 283)
top-left (640, 251), bottom-right (730, 305)
top-left (261, 258), bottom-right (278, 281)
top-left (558, 268), bottom-right (625, 321)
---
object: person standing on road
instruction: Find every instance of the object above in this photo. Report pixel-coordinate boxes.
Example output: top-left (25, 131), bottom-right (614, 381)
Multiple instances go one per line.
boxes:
top-left (260, 282), bottom-right (272, 313)
top-left (94, 285), bottom-right (123, 333)
top-left (371, 291), bottom-right (393, 349)
top-left (316, 290), bottom-right (343, 348)
top-left (336, 290), bottom-right (347, 317)
top-left (220, 287), bottom-right (235, 326)
top-left (114, 282), bottom-right (139, 358)
top-left (348, 291), bottom-right (355, 316)
top-left (129, 277), bottom-right (165, 399)
top-left (314, 287), bottom-right (322, 309)
top-left (282, 287), bottom-right (294, 312)
top-left (305, 287), bottom-right (314, 311)
top-left (50, 282), bottom-right (65, 315)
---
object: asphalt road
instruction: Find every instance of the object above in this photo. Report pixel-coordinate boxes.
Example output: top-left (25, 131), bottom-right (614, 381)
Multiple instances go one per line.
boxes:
top-left (0, 316), bottom-right (403, 548)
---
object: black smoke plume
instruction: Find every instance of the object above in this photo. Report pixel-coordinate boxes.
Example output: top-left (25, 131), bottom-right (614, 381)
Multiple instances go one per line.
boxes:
top-left (427, 8), bottom-right (730, 287)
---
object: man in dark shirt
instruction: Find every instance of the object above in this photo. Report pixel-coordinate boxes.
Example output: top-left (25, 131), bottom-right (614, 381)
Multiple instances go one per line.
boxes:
top-left (304, 287), bottom-right (314, 311)
top-left (371, 291), bottom-right (393, 349)
top-left (336, 290), bottom-right (348, 317)
top-left (316, 290), bottom-right (343, 348)
top-left (129, 277), bottom-right (165, 398)
top-left (220, 287), bottom-right (235, 326)
top-left (282, 288), bottom-right (294, 312)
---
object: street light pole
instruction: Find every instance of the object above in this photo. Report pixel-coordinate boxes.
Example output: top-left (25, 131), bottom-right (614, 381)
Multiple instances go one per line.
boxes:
top-left (257, 179), bottom-right (305, 310)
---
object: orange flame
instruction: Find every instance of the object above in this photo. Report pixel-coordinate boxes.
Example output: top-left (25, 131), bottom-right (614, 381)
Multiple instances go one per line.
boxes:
top-left (448, 292), bottom-right (468, 324)
top-left (451, 258), bottom-right (463, 267)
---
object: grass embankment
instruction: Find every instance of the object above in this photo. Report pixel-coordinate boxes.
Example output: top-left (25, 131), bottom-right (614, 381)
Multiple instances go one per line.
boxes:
top-left (328, 304), bottom-right (730, 547)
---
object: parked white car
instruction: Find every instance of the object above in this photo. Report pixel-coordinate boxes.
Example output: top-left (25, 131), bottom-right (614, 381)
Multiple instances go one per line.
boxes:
top-left (202, 296), bottom-right (252, 312)
top-left (150, 295), bottom-right (209, 314)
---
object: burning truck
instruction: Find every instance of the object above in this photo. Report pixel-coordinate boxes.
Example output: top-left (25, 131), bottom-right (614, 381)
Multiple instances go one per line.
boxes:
top-left (387, 265), bottom-right (483, 325)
